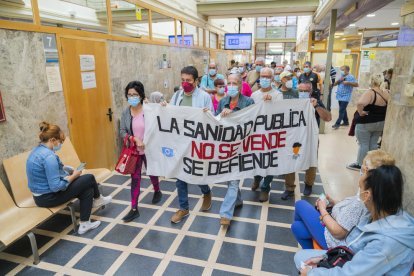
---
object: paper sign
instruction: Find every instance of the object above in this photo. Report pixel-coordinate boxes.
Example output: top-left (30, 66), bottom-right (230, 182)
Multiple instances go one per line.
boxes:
top-left (360, 59), bottom-right (371, 73)
top-left (80, 55), bottom-right (95, 71)
top-left (45, 66), bottom-right (63, 92)
top-left (135, 6), bottom-right (142, 20)
top-left (81, 71), bottom-right (97, 89)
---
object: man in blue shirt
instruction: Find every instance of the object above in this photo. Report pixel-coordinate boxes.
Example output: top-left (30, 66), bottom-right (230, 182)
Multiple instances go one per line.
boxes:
top-left (332, 65), bottom-right (358, 129)
top-left (200, 62), bottom-right (225, 94)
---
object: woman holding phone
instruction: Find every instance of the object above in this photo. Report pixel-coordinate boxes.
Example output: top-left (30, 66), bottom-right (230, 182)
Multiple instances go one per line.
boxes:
top-left (27, 122), bottom-right (112, 235)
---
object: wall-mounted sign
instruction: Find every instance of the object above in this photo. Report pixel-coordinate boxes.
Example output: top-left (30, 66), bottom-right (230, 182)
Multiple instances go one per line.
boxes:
top-left (45, 65), bottom-right (63, 92)
top-left (81, 71), bottom-right (97, 90)
top-left (80, 55), bottom-right (95, 71)
top-left (42, 34), bottom-right (59, 63)
top-left (0, 90), bottom-right (6, 123)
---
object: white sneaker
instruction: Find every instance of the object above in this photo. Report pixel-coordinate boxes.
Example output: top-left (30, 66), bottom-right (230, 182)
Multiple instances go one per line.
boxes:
top-left (78, 220), bottom-right (101, 235)
top-left (93, 195), bottom-right (112, 208)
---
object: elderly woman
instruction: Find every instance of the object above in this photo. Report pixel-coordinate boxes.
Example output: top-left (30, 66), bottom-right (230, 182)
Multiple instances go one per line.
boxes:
top-left (216, 73), bottom-right (254, 226)
top-left (292, 149), bottom-right (395, 250)
top-left (149, 91), bottom-right (164, 103)
top-left (347, 74), bottom-right (389, 171)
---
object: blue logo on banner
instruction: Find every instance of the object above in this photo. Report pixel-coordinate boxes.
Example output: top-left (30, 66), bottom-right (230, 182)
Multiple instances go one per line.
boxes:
top-left (162, 147), bottom-right (174, 157)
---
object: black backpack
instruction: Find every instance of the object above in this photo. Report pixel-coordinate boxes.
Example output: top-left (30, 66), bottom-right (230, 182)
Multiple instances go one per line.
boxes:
top-left (318, 246), bottom-right (354, 268)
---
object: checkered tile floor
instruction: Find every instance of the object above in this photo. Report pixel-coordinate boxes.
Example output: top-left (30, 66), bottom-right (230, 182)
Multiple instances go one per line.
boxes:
top-left (0, 172), bottom-right (324, 276)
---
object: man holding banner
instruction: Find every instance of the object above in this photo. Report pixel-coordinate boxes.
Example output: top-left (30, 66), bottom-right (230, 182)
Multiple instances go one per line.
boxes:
top-left (216, 73), bottom-right (254, 226)
top-left (163, 66), bottom-right (214, 224)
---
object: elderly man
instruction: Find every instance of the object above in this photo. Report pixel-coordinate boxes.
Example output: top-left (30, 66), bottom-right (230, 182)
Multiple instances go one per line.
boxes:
top-left (200, 62), bottom-right (225, 94)
top-left (299, 62), bottom-right (320, 99)
top-left (250, 67), bottom-right (283, 201)
top-left (247, 57), bottom-right (265, 91)
top-left (279, 71), bottom-right (298, 99)
top-left (272, 67), bottom-right (284, 90)
top-left (281, 82), bottom-right (332, 200)
top-left (216, 73), bottom-right (254, 226)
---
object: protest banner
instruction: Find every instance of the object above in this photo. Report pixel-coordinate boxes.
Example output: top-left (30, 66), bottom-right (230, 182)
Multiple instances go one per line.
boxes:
top-left (144, 99), bottom-right (319, 184)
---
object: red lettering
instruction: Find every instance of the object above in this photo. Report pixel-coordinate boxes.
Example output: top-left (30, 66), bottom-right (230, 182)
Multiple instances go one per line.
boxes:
top-left (251, 134), bottom-right (264, 150)
top-left (279, 131), bottom-right (286, 147)
top-left (191, 141), bottom-right (202, 158)
top-left (191, 141), bottom-right (215, 160)
top-left (219, 142), bottom-right (241, 159)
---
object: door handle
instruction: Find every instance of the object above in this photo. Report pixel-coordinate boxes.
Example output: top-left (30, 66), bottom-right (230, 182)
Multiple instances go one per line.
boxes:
top-left (106, 108), bottom-right (113, 122)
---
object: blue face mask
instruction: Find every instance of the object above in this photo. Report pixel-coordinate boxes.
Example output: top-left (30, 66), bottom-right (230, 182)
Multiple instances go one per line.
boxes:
top-left (340, 70), bottom-right (345, 75)
top-left (53, 143), bottom-right (62, 152)
top-left (303, 68), bottom-right (311, 73)
top-left (299, 92), bottom-right (310, 99)
top-left (227, 85), bottom-right (239, 97)
top-left (218, 87), bottom-right (225, 94)
top-left (260, 78), bottom-right (271, 89)
top-left (209, 69), bottom-right (217, 76)
top-left (274, 75), bottom-right (281, 82)
top-left (128, 96), bottom-right (140, 107)
top-left (255, 65), bottom-right (263, 72)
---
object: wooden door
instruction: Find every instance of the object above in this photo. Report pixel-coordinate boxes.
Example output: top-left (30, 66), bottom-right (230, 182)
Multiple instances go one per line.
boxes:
top-left (59, 37), bottom-right (116, 169)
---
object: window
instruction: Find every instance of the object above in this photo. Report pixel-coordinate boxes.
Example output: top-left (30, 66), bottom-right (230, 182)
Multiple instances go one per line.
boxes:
top-left (255, 16), bottom-right (298, 40)
top-left (209, 32), bottom-right (217, 49)
top-left (198, 28), bottom-right (204, 47)
top-left (176, 20), bottom-right (182, 44)
top-left (110, 1), bottom-right (148, 38)
top-left (255, 42), bottom-right (296, 65)
top-left (151, 11), bottom-right (175, 43)
top-left (184, 23), bottom-right (197, 46)
top-left (362, 30), bottom-right (398, 49)
top-left (205, 30), bottom-right (210, 48)
top-left (39, 0), bottom-right (108, 33)
top-left (0, 0), bottom-right (33, 23)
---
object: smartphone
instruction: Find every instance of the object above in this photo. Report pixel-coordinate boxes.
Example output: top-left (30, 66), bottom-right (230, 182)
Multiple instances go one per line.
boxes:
top-left (77, 162), bottom-right (86, 171)
top-left (319, 193), bottom-right (330, 205)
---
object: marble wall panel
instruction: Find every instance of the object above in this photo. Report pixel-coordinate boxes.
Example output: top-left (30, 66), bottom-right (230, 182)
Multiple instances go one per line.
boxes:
top-left (0, 29), bottom-right (69, 190)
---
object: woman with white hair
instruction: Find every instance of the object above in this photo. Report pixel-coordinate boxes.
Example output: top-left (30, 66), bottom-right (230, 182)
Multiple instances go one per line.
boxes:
top-left (347, 74), bottom-right (390, 171)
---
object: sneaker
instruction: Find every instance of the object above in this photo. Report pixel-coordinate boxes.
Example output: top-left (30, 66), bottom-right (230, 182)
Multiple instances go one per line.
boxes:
top-left (152, 191), bottom-right (162, 204)
top-left (78, 220), bottom-right (101, 235)
top-left (346, 163), bottom-right (361, 171)
top-left (332, 124), bottom-right (340, 130)
top-left (281, 190), bottom-right (294, 200)
top-left (171, 209), bottom-right (189, 224)
top-left (92, 195), bottom-right (112, 208)
top-left (200, 192), bottom-right (212, 211)
top-left (251, 179), bottom-right (260, 191)
top-left (122, 209), bottom-right (140, 222)
top-left (220, 217), bottom-right (231, 226)
top-left (259, 191), bottom-right (269, 202)
top-left (303, 184), bottom-right (313, 196)
top-left (340, 122), bottom-right (350, 126)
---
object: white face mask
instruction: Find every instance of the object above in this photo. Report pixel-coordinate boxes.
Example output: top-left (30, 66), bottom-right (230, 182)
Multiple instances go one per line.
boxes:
top-left (285, 80), bottom-right (293, 89)
top-left (356, 187), bottom-right (361, 201)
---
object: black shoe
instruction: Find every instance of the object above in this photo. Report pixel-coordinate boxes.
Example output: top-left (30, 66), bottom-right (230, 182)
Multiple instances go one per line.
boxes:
top-left (122, 209), bottom-right (140, 222)
top-left (152, 191), bottom-right (162, 204)
top-left (281, 190), bottom-right (294, 200)
top-left (346, 163), bottom-right (361, 171)
top-left (235, 202), bottom-right (243, 208)
top-left (332, 124), bottom-right (340, 129)
top-left (303, 184), bottom-right (313, 196)
top-left (340, 123), bottom-right (350, 126)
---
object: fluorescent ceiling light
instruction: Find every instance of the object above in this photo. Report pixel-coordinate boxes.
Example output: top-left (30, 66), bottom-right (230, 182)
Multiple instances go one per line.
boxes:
top-left (367, 14), bottom-right (375, 17)
top-left (349, 24), bottom-right (356, 27)
top-left (391, 22), bottom-right (399, 26)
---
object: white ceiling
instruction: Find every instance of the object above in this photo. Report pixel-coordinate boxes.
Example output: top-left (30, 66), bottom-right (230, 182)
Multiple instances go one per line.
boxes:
top-left (352, 0), bottom-right (404, 29)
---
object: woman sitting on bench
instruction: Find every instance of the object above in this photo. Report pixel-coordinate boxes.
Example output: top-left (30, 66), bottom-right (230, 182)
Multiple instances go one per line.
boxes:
top-left (26, 122), bottom-right (112, 235)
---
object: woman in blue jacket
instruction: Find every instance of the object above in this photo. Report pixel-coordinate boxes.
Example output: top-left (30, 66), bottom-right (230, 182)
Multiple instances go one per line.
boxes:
top-left (295, 164), bottom-right (414, 275)
top-left (27, 122), bottom-right (112, 235)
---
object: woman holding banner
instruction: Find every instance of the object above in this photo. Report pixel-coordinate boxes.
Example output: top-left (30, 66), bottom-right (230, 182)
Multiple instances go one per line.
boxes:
top-left (216, 73), bottom-right (254, 226)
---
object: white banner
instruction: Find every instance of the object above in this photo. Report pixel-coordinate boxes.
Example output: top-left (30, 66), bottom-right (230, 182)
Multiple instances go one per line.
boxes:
top-left (144, 100), bottom-right (319, 184)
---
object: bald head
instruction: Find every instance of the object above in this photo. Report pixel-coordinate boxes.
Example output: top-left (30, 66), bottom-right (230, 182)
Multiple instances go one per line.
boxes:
top-left (260, 67), bottom-right (274, 77)
top-left (298, 82), bottom-right (312, 93)
top-left (208, 62), bottom-right (217, 70)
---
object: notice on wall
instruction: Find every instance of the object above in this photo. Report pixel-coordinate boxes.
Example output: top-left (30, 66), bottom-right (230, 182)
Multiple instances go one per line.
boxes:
top-left (45, 66), bottom-right (63, 92)
top-left (360, 59), bottom-right (371, 73)
top-left (80, 55), bottom-right (95, 71)
top-left (81, 71), bottom-right (97, 90)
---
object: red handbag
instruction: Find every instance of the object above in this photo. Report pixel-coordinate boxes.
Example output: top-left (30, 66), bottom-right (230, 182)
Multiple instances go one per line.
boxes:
top-left (115, 136), bottom-right (138, 175)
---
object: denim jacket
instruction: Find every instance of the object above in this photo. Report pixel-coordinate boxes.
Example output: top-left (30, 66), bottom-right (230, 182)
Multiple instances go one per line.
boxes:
top-left (26, 144), bottom-right (69, 195)
top-left (215, 94), bottom-right (254, 115)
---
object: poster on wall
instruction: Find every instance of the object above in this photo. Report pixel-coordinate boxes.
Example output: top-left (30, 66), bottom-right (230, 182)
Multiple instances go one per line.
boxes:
top-left (81, 71), bottom-right (97, 89)
top-left (80, 55), bottom-right (95, 71)
top-left (45, 66), bottom-right (63, 92)
top-left (0, 90), bottom-right (6, 122)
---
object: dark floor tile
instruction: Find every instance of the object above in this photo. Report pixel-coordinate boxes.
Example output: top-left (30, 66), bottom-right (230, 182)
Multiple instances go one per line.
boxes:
top-left (270, 180), bottom-right (285, 191)
top-left (225, 221), bottom-right (259, 241)
top-left (163, 261), bottom-right (203, 276)
top-left (41, 240), bottom-right (85, 266)
top-left (73, 246), bottom-right (121, 274)
top-left (38, 213), bottom-right (73, 233)
top-left (114, 253), bottom-right (160, 276)
top-left (188, 183), bottom-right (208, 195)
top-left (189, 216), bottom-right (221, 235)
top-left (100, 185), bottom-right (118, 196)
top-left (155, 211), bottom-right (188, 229)
top-left (300, 184), bottom-right (324, 195)
top-left (301, 196), bottom-right (318, 206)
top-left (211, 186), bottom-right (228, 198)
top-left (159, 180), bottom-right (177, 192)
top-left (93, 202), bottom-right (128, 218)
top-left (141, 192), bottom-right (170, 206)
top-left (16, 266), bottom-right (55, 276)
top-left (241, 190), bottom-right (260, 202)
top-left (208, 200), bottom-right (224, 214)
top-left (69, 221), bottom-right (109, 239)
top-left (4, 234), bottom-right (52, 258)
top-left (265, 225), bottom-right (298, 247)
top-left (113, 188), bottom-right (133, 201)
top-left (134, 207), bottom-right (158, 224)
top-left (261, 248), bottom-right (297, 275)
top-left (212, 270), bottom-right (247, 276)
top-left (216, 242), bottom-right (255, 269)
top-left (299, 173), bottom-right (322, 183)
top-left (233, 204), bottom-right (262, 220)
top-left (0, 259), bottom-right (18, 274)
top-left (267, 207), bottom-right (294, 224)
top-left (137, 230), bottom-right (177, 253)
top-left (169, 196), bottom-right (199, 211)
top-left (269, 192), bottom-right (295, 206)
top-left (139, 178), bottom-right (152, 188)
top-left (242, 178), bottom-right (254, 188)
top-left (104, 175), bottom-right (130, 185)
top-left (175, 236), bottom-right (214, 261)
top-left (100, 224), bottom-right (142, 246)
